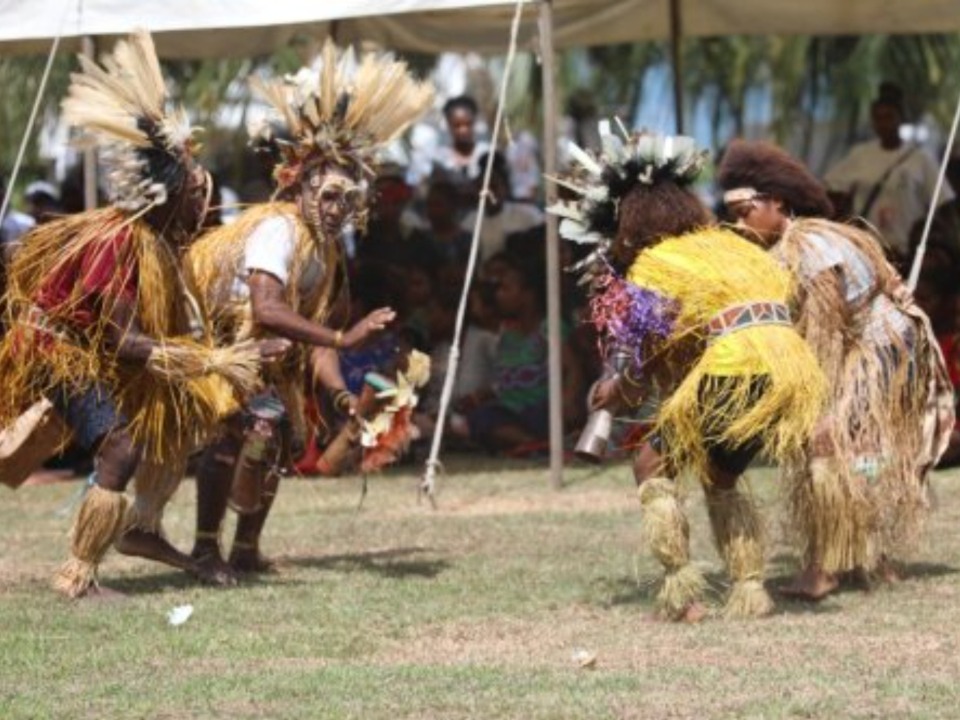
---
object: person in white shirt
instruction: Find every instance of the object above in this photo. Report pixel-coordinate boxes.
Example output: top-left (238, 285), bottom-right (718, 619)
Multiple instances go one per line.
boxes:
top-left (824, 82), bottom-right (954, 262)
top-left (433, 95), bottom-right (491, 212)
top-left (461, 152), bottom-right (545, 264)
top-left (184, 42), bottom-right (431, 580)
top-left (0, 177), bottom-right (36, 265)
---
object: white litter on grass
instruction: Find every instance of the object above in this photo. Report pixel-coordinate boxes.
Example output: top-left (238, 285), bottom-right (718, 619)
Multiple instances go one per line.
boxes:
top-left (167, 604), bottom-right (194, 626)
top-left (571, 648), bottom-right (597, 669)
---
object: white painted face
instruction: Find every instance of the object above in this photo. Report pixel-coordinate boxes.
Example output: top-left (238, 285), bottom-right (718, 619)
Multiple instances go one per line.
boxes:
top-left (301, 165), bottom-right (365, 237)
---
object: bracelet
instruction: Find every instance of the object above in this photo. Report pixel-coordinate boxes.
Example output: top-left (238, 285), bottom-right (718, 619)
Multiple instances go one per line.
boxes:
top-left (333, 329), bottom-right (344, 349)
top-left (331, 388), bottom-right (354, 414)
top-left (617, 380), bottom-right (643, 409)
top-left (621, 367), bottom-right (645, 388)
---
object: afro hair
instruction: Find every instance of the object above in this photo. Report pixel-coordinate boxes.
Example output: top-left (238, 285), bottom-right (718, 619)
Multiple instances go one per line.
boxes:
top-left (717, 140), bottom-right (833, 218)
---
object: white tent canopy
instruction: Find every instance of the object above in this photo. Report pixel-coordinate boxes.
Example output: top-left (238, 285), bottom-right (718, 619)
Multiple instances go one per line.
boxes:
top-left (0, 0), bottom-right (959, 58)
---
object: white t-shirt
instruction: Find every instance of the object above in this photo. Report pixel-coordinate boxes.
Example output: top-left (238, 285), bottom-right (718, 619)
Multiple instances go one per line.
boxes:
top-left (433, 141), bottom-right (491, 183)
top-left (461, 201), bottom-right (545, 263)
top-left (824, 140), bottom-right (954, 256)
top-left (1, 211), bottom-right (35, 258)
top-left (233, 214), bottom-right (324, 302)
top-left (781, 229), bottom-right (912, 346)
top-left (456, 326), bottom-right (499, 399)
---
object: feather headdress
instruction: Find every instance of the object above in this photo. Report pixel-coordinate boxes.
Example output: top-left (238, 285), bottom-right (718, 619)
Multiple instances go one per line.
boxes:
top-left (548, 122), bottom-right (709, 283)
top-left (61, 29), bottom-right (197, 212)
top-left (248, 40), bottom-right (434, 188)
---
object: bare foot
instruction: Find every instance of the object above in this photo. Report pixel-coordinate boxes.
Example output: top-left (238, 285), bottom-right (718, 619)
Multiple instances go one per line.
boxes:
top-left (645, 601), bottom-right (709, 624)
top-left (229, 548), bottom-right (275, 574)
top-left (875, 556), bottom-right (902, 585)
top-left (189, 547), bottom-right (238, 587)
top-left (115, 529), bottom-right (195, 572)
top-left (780, 565), bottom-right (839, 601)
top-left (679, 601), bottom-right (708, 623)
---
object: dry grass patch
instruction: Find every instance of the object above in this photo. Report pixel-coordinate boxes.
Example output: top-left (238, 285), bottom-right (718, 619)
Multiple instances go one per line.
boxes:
top-left (1, 460), bottom-right (960, 718)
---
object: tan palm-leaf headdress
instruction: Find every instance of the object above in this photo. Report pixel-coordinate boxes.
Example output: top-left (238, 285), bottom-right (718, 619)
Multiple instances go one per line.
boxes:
top-left (61, 29), bottom-right (197, 212)
top-left (248, 40), bottom-right (434, 189)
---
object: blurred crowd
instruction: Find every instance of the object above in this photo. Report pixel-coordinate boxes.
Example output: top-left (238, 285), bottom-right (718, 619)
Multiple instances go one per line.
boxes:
top-left (5, 82), bottom-right (960, 474)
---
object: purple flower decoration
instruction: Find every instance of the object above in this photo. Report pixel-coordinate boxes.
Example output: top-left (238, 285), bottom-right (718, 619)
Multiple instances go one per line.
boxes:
top-left (590, 273), bottom-right (678, 372)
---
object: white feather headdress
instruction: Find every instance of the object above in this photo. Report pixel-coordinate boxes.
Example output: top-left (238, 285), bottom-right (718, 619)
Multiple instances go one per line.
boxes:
top-left (61, 29), bottom-right (197, 211)
top-left (547, 121), bottom-right (708, 282)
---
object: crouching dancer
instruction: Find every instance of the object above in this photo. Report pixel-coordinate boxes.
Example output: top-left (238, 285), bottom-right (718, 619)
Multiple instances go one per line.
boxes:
top-left (0, 32), bottom-right (264, 598)
top-left (550, 130), bottom-right (825, 620)
top-left (183, 42), bottom-right (434, 577)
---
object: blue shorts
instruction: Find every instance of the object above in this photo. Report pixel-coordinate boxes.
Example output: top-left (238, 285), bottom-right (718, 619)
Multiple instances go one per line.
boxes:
top-left (50, 383), bottom-right (124, 451)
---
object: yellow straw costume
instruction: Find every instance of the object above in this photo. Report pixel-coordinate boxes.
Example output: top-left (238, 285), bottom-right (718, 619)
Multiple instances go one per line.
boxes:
top-left (627, 227), bottom-right (825, 477)
top-left (0, 31), bottom-right (257, 597)
top-left (182, 40), bottom-right (434, 567)
top-left (185, 201), bottom-right (343, 445)
top-left (551, 129), bottom-right (826, 619)
top-left (0, 208), bottom-right (241, 461)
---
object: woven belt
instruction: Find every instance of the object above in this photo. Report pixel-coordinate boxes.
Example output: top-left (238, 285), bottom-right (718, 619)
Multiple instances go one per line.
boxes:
top-left (707, 301), bottom-right (791, 340)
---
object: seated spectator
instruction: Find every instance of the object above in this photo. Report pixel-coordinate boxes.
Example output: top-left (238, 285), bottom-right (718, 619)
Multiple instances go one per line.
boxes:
top-left (409, 178), bottom-right (471, 265)
top-left (355, 167), bottom-right (439, 272)
top-left (24, 181), bottom-right (62, 225)
top-left (454, 253), bottom-right (579, 455)
top-left (423, 277), bottom-right (500, 424)
top-left (400, 260), bottom-right (440, 347)
top-left (461, 152), bottom-right (544, 264)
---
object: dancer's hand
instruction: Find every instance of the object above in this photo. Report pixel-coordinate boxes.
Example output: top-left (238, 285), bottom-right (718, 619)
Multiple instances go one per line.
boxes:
top-left (589, 378), bottom-right (625, 413)
top-left (342, 307), bottom-right (396, 348)
top-left (254, 338), bottom-right (292, 363)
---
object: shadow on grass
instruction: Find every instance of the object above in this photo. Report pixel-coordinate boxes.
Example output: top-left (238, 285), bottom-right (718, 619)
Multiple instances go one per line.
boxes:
top-left (286, 546), bottom-right (450, 579)
top-left (899, 561), bottom-right (960, 580)
top-left (102, 567), bottom-right (309, 596)
top-left (591, 569), bottom-right (842, 616)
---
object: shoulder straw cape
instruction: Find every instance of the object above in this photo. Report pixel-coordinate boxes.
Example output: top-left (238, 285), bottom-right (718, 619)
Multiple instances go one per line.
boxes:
top-left (627, 227), bottom-right (826, 474)
top-left (0, 31), bottom-right (254, 459)
top-left (777, 218), bottom-right (954, 571)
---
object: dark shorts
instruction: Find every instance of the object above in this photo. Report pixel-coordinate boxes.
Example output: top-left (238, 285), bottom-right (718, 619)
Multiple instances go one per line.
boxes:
top-left (646, 377), bottom-right (768, 477)
top-left (50, 383), bottom-right (124, 451)
top-left (467, 400), bottom-right (549, 447)
top-left (698, 374), bottom-right (770, 476)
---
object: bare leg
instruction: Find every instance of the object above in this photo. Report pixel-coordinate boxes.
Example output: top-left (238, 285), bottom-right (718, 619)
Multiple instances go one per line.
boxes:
top-left (229, 469), bottom-right (280, 573)
top-left (114, 458), bottom-right (199, 574)
top-left (633, 439), bottom-right (666, 486)
top-left (780, 563), bottom-right (839, 600)
top-left (54, 428), bottom-right (140, 599)
top-left (189, 432), bottom-right (240, 586)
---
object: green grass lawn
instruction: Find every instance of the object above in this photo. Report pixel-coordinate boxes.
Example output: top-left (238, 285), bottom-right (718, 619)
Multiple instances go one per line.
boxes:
top-left (3, 458), bottom-right (960, 719)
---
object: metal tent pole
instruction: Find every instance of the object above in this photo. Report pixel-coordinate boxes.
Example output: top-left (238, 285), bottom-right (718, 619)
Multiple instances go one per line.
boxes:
top-left (539, 0), bottom-right (564, 489)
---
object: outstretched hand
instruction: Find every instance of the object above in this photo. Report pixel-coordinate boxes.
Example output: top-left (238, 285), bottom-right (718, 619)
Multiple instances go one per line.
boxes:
top-left (343, 307), bottom-right (396, 349)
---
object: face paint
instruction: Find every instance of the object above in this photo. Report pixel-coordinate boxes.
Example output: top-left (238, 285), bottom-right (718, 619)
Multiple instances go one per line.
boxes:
top-left (302, 166), bottom-right (365, 238)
